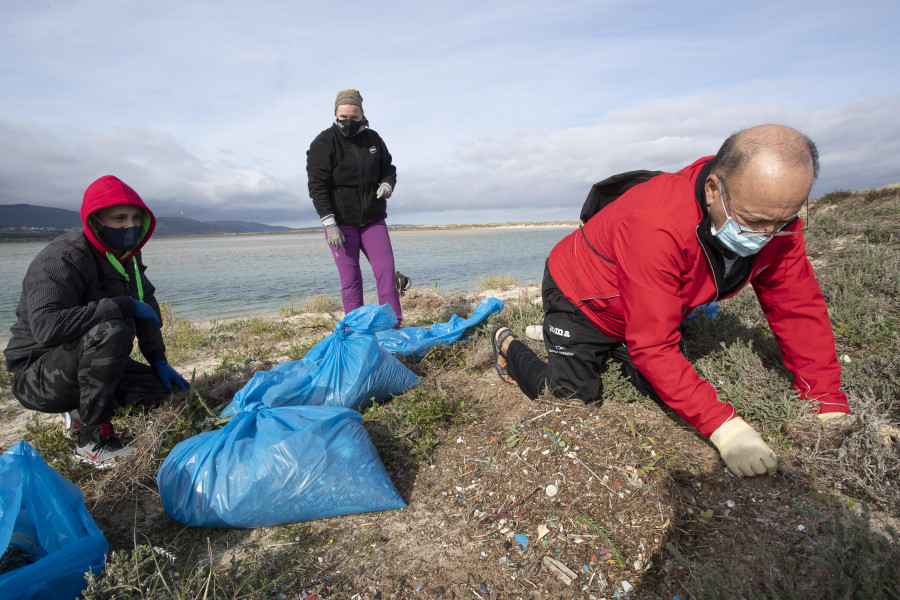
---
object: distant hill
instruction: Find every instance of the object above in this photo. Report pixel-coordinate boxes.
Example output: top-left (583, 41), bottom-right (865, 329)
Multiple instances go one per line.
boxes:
top-left (0, 204), bottom-right (293, 240)
top-left (0, 204), bottom-right (81, 230)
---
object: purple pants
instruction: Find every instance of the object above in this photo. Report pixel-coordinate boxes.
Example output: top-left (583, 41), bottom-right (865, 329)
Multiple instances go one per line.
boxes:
top-left (325, 219), bottom-right (402, 323)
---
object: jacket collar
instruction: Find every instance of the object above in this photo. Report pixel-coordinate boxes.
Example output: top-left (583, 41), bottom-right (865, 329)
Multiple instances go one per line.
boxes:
top-left (693, 160), bottom-right (754, 298)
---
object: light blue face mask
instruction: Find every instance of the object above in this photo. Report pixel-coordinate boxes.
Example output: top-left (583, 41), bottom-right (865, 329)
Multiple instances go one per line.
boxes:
top-left (711, 220), bottom-right (770, 257)
top-left (711, 186), bottom-right (771, 257)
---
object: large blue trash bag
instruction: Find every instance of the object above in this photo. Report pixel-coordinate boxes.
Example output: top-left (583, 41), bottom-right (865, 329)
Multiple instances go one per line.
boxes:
top-left (157, 404), bottom-right (406, 527)
top-left (0, 442), bottom-right (108, 600)
top-left (220, 303), bottom-right (420, 417)
top-left (375, 297), bottom-right (505, 359)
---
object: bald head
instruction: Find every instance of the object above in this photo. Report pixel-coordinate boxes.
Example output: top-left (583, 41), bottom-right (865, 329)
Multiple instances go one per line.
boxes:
top-left (711, 124), bottom-right (819, 182)
top-left (705, 125), bottom-right (818, 234)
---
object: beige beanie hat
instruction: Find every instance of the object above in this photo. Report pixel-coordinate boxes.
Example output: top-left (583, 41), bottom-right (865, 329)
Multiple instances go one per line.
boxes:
top-left (334, 89), bottom-right (363, 113)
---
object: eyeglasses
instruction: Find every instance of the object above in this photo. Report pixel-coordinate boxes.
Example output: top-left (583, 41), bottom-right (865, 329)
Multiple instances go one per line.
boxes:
top-left (718, 177), bottom-right (810, 237)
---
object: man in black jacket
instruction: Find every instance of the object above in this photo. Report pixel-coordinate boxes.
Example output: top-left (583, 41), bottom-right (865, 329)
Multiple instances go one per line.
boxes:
top-left (4, 176), bottom-right (188, 465)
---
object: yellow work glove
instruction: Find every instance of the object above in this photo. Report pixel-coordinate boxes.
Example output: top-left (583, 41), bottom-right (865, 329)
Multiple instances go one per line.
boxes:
top-left (709, 418), bottom-right (778, 477)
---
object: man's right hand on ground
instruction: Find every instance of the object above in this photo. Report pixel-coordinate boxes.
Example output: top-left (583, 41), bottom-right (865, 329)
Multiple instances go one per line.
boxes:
top-left (710, 417), bottom-right (778, 477)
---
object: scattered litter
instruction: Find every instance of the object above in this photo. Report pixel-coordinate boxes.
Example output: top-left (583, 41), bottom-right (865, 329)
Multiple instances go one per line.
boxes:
top-left (621, 580), bottom-right (633, 592)
top-left (797, 524), bottom-right (806, 532)
top-left (515, 533), bottom-right (529, 551)
top-left (537, 524), bottom-right (550, 540)
top-left (726, 500), bottom-right (736, 508)
top-left (543, 556), bottom-right (577, 585)
top-left (633, 560), bottom-right (644, 571)
top-left (546, 484), bottom-right (559, 497)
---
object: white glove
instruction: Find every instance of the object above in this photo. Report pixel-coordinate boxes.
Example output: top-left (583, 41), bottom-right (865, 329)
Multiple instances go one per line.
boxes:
top-left (709, 418), bottom-right (778, 477)
top-left (816, 411), bottom-right (855, 426)
top-left (321, 215), bottom-right (344, 249)
top-left (376, 182), bottom-right (392, 199)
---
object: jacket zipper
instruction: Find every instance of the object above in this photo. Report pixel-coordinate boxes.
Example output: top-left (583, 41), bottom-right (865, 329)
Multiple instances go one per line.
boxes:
top-left (695, 227), bottom-right (753, 317)
top-left (354, 139), bottom-right (367, 226)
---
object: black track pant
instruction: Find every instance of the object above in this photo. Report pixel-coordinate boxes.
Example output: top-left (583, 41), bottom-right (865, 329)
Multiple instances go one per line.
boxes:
top-left (506, 264), bottom-right (660, 403)
top-left (10, 319), bottom-right (170, 443)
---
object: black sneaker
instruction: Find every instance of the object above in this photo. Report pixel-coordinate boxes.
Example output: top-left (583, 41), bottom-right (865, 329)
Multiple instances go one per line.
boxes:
top-left (75, 424), bottom-right (134, 465)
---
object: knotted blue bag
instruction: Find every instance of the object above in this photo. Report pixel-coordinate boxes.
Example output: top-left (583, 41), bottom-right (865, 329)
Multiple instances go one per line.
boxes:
top-left (157, 404), bottom-right (406, 528)
top-left (375, 297), bottom-right (504, 358)
top-left (220, 304), bottom-right (420, 417)
top-left (0, 442), bottom-right (108, 600)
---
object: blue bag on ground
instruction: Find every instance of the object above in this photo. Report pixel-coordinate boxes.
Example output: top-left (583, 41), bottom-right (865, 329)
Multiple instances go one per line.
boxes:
top-left (0, 442), bottom-right (108, 600)
top-left (220, 303), bottom-right (419, 417)
top-left (375, 297), bottom-right (505, 359)
top-left (157, 404), bottom-right (406, 527)
top-left (685, 302), bottom-right (719, 321)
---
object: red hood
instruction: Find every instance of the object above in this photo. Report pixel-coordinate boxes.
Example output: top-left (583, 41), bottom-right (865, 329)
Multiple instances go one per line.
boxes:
top-left (80, 175), bottom-right (156, 261)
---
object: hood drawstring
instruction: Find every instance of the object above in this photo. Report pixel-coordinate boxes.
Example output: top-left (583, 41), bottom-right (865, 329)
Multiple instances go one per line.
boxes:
top-left (106, 253), bottom-right (144, 301)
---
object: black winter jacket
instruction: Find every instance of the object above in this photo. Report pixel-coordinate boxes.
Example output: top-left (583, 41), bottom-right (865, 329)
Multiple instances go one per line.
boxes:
top-left (306, 124), bottom-right (397, 226)
top-left (4, 230), bottom-right (166, 371)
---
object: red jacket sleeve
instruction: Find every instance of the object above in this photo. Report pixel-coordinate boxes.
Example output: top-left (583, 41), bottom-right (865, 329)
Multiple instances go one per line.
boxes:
top-left (751, 235), bottom-right (849, 414)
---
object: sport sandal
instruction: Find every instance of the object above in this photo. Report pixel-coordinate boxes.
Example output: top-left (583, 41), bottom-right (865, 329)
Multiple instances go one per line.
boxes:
top-left (492, 326), bottom-right (516, 385)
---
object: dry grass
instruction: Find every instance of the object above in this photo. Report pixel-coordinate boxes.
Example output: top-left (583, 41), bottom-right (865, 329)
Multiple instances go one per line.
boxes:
top-left (2, 186), bottom-right (899, 598)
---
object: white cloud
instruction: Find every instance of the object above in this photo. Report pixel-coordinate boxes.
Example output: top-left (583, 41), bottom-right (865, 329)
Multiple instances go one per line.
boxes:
top-left (1, 1), bottom-right (899, 226)
top-left (2, 93), bottom-right (899, 227)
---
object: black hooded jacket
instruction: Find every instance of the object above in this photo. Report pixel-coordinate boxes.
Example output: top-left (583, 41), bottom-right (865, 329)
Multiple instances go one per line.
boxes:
top-left (4, 177), bottom-right (166, 371)
top-left (306, 123), bottom-right (397, 227)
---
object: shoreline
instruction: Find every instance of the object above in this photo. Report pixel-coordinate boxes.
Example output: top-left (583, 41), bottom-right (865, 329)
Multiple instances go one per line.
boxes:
top-left (0, 283), bottom-right (544, 349)
top-left (0, 221), bottom-right (580, 244)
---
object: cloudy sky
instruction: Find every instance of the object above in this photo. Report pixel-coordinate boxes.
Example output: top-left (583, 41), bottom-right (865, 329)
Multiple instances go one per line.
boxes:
top-left (2, 1), bottom-right (898, 227)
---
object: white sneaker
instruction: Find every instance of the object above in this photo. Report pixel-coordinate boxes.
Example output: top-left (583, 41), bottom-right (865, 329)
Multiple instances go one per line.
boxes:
top-left (525, 325), bottom-right (544, 341)
top-left (75, 429), bottom-right (134, 465)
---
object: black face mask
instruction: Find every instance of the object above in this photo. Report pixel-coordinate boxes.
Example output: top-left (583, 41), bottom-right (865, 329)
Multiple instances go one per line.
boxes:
top-left (99, 225), bottom-right (142, 251)
top-left (335, 118), bottom-right (363, 137)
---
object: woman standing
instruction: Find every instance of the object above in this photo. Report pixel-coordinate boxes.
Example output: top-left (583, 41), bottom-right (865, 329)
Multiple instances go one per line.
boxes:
top-left (306, 89), bottom-right (402, 324)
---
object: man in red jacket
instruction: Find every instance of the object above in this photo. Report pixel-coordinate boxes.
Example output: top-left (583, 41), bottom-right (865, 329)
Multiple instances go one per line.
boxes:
top-left (492, 124), bottom-right (851, 477)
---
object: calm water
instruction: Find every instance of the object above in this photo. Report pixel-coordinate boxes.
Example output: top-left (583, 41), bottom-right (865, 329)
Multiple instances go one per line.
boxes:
top-left (0, 227), bottom-right (575, 338)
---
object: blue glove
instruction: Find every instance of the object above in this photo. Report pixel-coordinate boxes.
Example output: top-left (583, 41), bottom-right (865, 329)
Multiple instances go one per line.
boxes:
top-left (153, 361), bottom-right (189, 391)
top-left (132, 298), bottom-right (162, 327)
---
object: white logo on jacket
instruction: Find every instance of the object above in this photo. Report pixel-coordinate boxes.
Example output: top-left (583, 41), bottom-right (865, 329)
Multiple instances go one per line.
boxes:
top-left (549, 325), bottom-right (570, 338)
top-left (754, 264), bottom-right (770, 278)
top-left (369, 146), bottom-right (377, 154)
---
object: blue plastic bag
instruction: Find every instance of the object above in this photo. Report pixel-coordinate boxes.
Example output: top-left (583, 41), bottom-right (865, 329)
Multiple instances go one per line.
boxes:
top-left (157, 404), bottom-right (406, 528)
top-left (685, 302), bottom-right (719, 322)
top-left (375, 297), bottom-right (504, 359)
top-left (221, 304), bottom-right (420, 417)
top-left (0, 442), bottom-right (108, 600)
